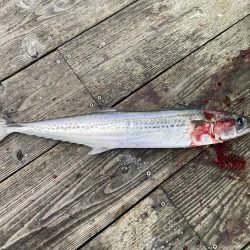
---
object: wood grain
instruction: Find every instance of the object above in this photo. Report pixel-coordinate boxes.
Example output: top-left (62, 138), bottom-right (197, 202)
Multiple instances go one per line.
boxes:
top-left (0, 16), bottom-right (249, 249)
top-left (161, 126), bottom-right (250, 249)
top-left (0, 0), bottom-right (136, 80)
top-left (60, 0), bottom-right (250, 105)
top-left (1, 1), bottom-right (249, 181)
top-left (84, 188), bottom-right (208, 250)
top-left (0, 51), bottom-right (96, 181)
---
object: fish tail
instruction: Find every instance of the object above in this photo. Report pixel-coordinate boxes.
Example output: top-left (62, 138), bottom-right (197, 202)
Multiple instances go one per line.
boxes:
top-left (0, 114), bottom-right (12, 141)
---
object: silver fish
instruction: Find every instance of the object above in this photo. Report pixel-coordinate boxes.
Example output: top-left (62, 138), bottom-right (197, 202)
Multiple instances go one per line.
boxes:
top-left (0, 109), bottom-right (249, 155)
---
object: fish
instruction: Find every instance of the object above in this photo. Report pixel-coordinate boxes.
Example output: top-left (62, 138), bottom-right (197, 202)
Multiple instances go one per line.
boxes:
top-left (0, 109), bottom-right (249, 155)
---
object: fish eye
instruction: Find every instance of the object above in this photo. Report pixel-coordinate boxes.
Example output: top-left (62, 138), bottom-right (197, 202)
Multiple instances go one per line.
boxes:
top-left (236, 117), bottom-right (244, 126)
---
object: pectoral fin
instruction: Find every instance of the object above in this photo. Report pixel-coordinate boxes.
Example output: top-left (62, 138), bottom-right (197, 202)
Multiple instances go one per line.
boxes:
top-left (88, 147), bottom-right (112, 155)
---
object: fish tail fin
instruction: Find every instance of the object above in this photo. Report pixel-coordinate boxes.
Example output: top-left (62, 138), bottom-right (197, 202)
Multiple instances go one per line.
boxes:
top-left (0, 114), bottom-right (12, 141)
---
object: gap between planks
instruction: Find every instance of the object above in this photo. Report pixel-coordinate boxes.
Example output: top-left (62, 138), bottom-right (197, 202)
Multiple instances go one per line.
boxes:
top-left (0, 0), bottom-right (249, 183)
top-left (0, 0), bottom-right (140, 83)
top-left (77, 149), bottom-right (210, 250)
top-left (1, 12), bottom-right (249, 185)
top-left (0, 4), bottom-right (249, 250)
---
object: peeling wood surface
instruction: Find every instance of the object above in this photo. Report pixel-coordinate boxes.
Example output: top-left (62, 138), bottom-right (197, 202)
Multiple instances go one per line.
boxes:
top-left (0, 0), bottom-right (250, 249)
top-left (0, 0), bottom-right (135, 80)
top-left (60, 0), bottom-right (249, 105)
top-left (0, 11), bottom-right (249, 249)
top-left (84, 188), bottom-right (208, 250)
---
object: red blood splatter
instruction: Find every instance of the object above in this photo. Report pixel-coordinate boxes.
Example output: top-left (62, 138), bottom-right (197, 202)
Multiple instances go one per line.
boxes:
top-left (237, 96), bottom-right (245, 103)
top-left (239, 49), bottom-right (249, 58)
top-left (213, 145), bottom-right (246, 170)
top-left (223, 95), bottom-right (231, 107)
top-left (204, 110), bottom-right (215, 121)
top-left (195, 240), bottom-right (201, 246)
top-left (214, 119), bottom-right (235, 134)
top-left (191, 122), bottom-right (218, 146)
top-left (183, 246), bottom-right (188, 250)
top-left (202, 99), bottom-right (210, 105)
top-left (192, 123), bottom-right (213, 141)
top-left (52, 174), bottom-right (58, 179)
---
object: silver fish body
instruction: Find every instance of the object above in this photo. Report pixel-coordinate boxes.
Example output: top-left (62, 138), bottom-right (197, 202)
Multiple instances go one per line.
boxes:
top-left (1, 109), bottom-right (249, 154)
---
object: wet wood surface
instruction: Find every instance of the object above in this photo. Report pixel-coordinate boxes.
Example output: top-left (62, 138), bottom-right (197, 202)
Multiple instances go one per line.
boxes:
top-left (0, 0), bottom-right (249, 249)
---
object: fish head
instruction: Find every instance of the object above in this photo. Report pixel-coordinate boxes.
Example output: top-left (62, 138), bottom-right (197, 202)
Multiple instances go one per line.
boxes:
top-left (204, 110), bottom-right (250, 141)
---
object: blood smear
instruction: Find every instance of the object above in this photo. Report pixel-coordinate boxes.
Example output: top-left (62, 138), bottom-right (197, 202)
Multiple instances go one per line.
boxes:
top-left (204, 110), bottom-right (215, 121)
top-left (213, 144), bottom-right (246, 170)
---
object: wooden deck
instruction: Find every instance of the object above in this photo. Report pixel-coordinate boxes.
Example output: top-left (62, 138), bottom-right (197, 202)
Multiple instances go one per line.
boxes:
top-left (0, 0), bottom-right (249, 249)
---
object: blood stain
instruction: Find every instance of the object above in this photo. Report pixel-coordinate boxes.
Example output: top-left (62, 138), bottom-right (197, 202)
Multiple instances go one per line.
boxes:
top-left (204, 110), bottom-right (215, 121)
top-left (202, 99), bottom-right (210, 105)
top-left (237, 96), bottom-right (245, 103)
top-left (195, 240), bottom-right (201, 246)
top-left (223, 95), bottom-right (231, 107)
top-left (183, 246), bottom-right (188, 250)
top-left (213, 144), bottom-right (246, 171)
top-left (191, 121), bottom-right (217, 144)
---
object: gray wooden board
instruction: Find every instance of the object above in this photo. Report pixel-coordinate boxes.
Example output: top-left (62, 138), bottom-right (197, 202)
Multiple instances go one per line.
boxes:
top-left (0, 16), bottom-right (249, 249)
top-left (59, 0), bottom-right (250, 105)
top-left (0, 0), bottom-right (136, 81)
top-left (0, 2), bottom-right (248, 182)
top-left (84, 188), bottom-right (208, 250)
top-left (161, 127), bottom-right (250, 249)
top-left (0, 51), bottom-right (96, 181)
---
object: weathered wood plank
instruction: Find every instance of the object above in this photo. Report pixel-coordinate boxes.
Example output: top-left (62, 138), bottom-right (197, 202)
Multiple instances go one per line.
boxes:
top-left (161, 128), bottom-right (250, 249)
top-left (59, 0), bottom-right (250, 105)
top-left (0, 51), bottom-right (96, 181)
top-left (0, 0), bottom-right (136, 80)
top-left (84, 188), bottom-right (208, 250)
top-left (0, 142), bottom-right (203, 250)
top-left (0, 16), bottom-right (249, 249)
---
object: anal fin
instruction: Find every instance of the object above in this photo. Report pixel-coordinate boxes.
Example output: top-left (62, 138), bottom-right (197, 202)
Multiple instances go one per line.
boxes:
top-left (88, 147), bottom-right (112, 155)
